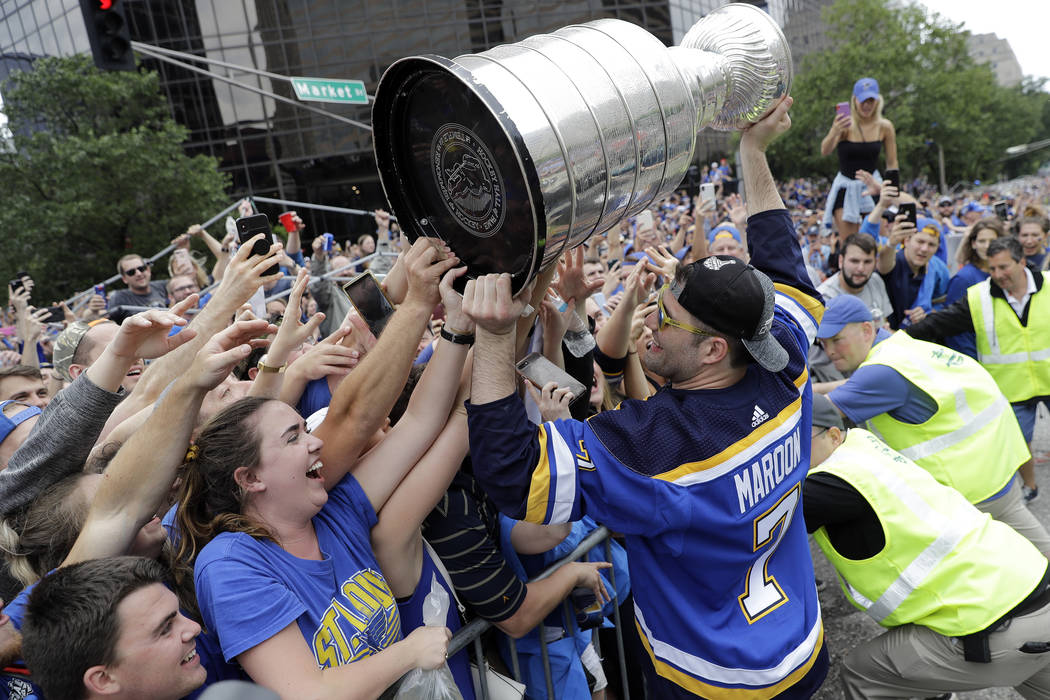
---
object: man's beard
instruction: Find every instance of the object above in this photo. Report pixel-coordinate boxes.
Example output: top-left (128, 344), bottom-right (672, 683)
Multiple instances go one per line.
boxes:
top-left (840, 270), bottom-right (871, 290)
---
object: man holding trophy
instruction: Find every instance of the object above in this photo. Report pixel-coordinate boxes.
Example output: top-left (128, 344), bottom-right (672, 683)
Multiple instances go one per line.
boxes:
top-left (372, 5), bottom-right (827, 697)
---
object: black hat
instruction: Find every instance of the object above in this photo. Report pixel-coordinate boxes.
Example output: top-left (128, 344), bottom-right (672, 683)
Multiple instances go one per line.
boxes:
top-left (671, 256), bottom-right (788, 372)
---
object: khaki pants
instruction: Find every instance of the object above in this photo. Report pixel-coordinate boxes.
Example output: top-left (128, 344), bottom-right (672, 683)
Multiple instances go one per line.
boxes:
top-left (840, 600), bottom-right (1050, 699)
top-left (979, 476), bottom-right (1050, 558)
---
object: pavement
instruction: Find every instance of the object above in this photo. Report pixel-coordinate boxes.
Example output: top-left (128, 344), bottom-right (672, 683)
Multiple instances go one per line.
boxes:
top-left (812, 404), bottom-right (1050, 699)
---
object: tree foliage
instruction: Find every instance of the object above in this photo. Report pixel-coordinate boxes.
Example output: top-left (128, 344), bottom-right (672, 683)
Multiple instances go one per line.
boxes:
top-left (0, 55), bottom-right (229, 302)
top-left (767, 0), bottom-right (1050, 188)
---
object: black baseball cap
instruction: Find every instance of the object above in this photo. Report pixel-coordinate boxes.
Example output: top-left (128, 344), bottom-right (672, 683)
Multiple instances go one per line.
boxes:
top-left (670, 256), bottom-right (788, 372)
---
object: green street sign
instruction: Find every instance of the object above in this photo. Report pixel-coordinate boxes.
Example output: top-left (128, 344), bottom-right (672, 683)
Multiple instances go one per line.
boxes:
top-left (291, 77), bottom-right (368, 104)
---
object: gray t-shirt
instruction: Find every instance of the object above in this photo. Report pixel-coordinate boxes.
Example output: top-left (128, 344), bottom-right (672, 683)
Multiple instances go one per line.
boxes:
top-left (818, 271), bottom-right (892, 324)
top-left (109, 280), bottom-right (170, 309)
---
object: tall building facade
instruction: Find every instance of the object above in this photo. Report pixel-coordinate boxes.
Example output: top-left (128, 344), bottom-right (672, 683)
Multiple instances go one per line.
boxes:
top-left (967, 32), bottom-right (1022, 87)
top-left (1, 0), bottom-right (827, 235)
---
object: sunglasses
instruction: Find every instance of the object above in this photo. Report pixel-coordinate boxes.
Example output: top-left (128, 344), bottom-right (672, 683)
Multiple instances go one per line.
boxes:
top-left (656, 285), bottom-right (717, 338)
top-left (122, 264), bottom-right (150, 276)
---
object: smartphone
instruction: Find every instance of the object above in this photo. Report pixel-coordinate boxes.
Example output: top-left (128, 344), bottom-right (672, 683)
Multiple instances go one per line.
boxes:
top-left (42, 306), bottom-right (65, 324)
top-left (883, 169), bottom-right (900, 192)
top-left (835, 102), bottom-right (850, 120)
top-left (899, 202), bottom-right (917, 227)
top-left (341, 271), bottom-right (395, 338)
top-left (515, 352), bottom-right (588, 404)
top-left (9, 271), bottom-right (28, 294)
top-left (235, 214), bottom-right (279, 276)
top-left (700, 182), bottom-right (716, 206)
top-left (993, 200), bottom-right (1009, 221)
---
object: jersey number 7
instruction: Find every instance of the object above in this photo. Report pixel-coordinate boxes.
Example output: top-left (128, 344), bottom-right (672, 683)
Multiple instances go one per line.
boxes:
top-left (738, 484), bottom-right (799, 623)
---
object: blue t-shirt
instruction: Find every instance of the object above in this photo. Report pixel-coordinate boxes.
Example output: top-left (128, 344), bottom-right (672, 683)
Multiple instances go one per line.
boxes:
top-left (396, 549), bottom-right (474, 700)
top-left (828, 329), bottom-right (937, 426)
top-left (296, 377), bottom-right (333, 418)
top-left (194, 474), bottom-right (401, 667)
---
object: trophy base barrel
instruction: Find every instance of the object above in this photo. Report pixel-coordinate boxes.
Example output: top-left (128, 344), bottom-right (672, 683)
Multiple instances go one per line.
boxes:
top-left (372, 55), bottom-right (546, 293)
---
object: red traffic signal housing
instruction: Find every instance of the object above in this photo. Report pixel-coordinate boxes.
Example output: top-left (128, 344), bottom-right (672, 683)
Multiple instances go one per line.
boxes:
top-left (79, 0), bottom-right (135, 71)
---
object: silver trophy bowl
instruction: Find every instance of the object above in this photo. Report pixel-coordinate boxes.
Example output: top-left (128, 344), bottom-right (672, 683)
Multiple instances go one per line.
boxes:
top-left (372, 3), bottom-right (791, 291)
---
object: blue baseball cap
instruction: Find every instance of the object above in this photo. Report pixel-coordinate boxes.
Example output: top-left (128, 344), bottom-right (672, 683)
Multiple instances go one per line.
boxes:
top-left (0, 400), bottom-right (41, 447)
top-left (708, 223), bottom-right (741, 244)
top-left (853, 77), bottom-right (879, 103)
top-left (916, 216), bottom-right (941, 239)
top-left (816, 295), bottom-right (873, 339)
top-left (960, 201), bottom-right (986, 216)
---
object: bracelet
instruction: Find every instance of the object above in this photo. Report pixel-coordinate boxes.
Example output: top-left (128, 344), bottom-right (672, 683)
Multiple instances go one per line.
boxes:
top-left (440, 327), bottom-right (475, 346)
top-left (256, 360), bottom-right (286, 374)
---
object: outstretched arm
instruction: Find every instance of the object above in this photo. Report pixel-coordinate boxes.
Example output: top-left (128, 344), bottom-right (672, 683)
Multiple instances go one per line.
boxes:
top-left (65, 319), bottom-right (275, 566)
top-left (313, 239), bottom-right (459, 490)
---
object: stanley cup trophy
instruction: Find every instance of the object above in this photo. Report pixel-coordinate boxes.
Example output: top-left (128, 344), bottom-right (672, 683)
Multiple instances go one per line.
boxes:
top-left (372, 3), bottom-right (792, 291)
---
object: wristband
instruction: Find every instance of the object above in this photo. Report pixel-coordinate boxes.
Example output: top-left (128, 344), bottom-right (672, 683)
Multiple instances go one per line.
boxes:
top-left (440, 327), bottom-right (475, 346)
top-left (256, 360), bottom-right (286, 374)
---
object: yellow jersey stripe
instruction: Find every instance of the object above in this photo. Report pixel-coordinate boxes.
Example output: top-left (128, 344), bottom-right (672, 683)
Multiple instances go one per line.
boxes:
top-left (654, 398), bottom-right (802, 481)
top-left (635, 620), bottom-right (825, 699)
top-left (773, 283), bottom-right (824, 325)
top-left (525, 426), bottom-right (553, 523)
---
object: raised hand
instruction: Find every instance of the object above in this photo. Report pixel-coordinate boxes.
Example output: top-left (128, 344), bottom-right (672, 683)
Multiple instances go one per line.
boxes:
top-left (402, 238), bottom-right (459, 308)
top-left (643, 244), bottom-right (679, 281)
top-left (726, 193), bottom-right (748, 232)
top-left (215, 233), bottom-right (284, 304)
top-left (740, 95), bottom-right (793, 152)
top-left (107, 298), bottom-right (198, 361)
top-left (553, 246), bottom-right (603, 305)
top-left (187, 318), bottom-right (275, 392)
top-left (462, 273), bottom-right (528, 336)
top-left (438, 266), bottom-right (473, 334)
top-left (267, 269), bottom-right (325, 364)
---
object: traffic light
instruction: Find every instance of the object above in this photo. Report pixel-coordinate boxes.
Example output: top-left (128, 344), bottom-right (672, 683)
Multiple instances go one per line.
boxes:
top-left (79, 0), bottom-right (136, 71)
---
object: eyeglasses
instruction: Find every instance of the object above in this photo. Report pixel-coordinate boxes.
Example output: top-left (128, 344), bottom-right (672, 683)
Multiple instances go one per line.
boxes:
top-left (656, 285), bottom-right (717, 338)
top-left (121, 264), bottom-right (150, 276)
top-left (812, 427), bottom-right (828, 440)
top-left (171, 284), bottom-right (198, 295)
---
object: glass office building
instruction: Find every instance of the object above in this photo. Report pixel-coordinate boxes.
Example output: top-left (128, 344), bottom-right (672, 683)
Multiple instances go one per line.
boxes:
top-left (1, 0), bottom-right (830, 235)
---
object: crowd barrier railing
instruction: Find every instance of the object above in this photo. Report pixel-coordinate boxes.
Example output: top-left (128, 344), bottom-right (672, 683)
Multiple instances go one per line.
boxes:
top-left (63, 196), bottom-right (397, 312)
top-left (448, 525), bottom-right (633, 700)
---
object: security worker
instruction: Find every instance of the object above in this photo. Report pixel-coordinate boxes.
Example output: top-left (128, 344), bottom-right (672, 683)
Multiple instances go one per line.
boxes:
top-left (805, 392), bottom-right (1050, 698)
top-left (814, 293), bottom-right (1050, 555)
top-left (908, 235), bottom-right (1050, 502)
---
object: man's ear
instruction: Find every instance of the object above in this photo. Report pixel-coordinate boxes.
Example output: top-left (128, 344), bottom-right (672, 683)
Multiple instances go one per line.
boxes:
top-left (68, 364), bottom-right (85, 380)
top-left (84, 664), bottom-right (120, 696)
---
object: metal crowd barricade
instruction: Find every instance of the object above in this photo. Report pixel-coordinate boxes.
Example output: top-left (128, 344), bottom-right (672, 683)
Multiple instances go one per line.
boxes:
top-left (446, 525), bottom-right (632, 700)
top-left (64, 196), bottom-right (400, 312)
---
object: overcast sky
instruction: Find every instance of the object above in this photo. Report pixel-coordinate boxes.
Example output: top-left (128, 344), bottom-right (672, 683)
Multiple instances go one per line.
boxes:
top-left (916, 1), bottom-right (1041, 85)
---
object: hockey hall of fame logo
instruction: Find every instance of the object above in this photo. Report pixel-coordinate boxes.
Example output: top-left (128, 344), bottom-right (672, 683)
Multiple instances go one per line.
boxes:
top-left (431, 123), bottom-right (506, 238)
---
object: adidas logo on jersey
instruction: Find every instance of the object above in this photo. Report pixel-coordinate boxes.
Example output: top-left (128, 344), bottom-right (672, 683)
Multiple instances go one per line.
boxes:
top-left (751, 405), bottom-right (769, 427)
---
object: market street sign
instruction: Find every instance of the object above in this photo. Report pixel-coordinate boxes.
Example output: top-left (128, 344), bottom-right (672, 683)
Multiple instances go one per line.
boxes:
top-left (291, 77), bottom-right (367, 104)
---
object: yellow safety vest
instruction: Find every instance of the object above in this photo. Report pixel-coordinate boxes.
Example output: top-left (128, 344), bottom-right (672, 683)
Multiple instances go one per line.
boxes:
top-left (859, 331), bottom-right (1027, 503)
top-left (968, 274), bottom-right (1050, 403)
top-left (812, 429), bottom-right (1047, 636)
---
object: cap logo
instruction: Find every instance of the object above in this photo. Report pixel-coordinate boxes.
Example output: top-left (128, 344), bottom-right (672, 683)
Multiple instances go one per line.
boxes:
top-left (703, 257), bottom-right (735, 271)
top-left (755, 315), bottom-right (773, 337)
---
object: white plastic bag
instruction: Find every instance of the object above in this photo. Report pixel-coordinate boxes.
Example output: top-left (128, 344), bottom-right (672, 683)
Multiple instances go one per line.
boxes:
top-left (393, 574), bottom-right (464, 700)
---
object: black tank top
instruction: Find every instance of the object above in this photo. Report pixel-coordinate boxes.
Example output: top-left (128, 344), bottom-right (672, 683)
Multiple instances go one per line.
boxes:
top-left (837, 139), bottom-right (881, 179)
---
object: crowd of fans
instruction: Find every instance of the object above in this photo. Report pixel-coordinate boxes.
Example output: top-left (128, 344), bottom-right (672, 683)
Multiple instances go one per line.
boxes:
top-left (0, 86), bottom-right (1049, 700)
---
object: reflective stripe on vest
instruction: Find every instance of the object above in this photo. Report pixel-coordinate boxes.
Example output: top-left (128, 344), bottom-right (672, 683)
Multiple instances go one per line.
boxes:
top-left (813, 429), bottom-right (1047, 636)
top-left (826, 441), bottom-right (976, 622)
top-left (969, 277), bottom-right (1050, 403)
top-left (860, 332), bottom-right (1025, 503)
